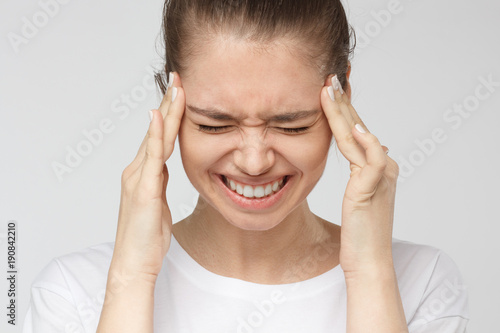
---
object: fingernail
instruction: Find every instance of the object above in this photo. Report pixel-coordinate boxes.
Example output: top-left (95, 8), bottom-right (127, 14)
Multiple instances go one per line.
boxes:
top-left (332, 75), bottom-right (344, 95)
top-left (149, 110), bottom-right (154, 121)
top-left (328, 86), bottom-right (335, 101)
top-left (168, 72), bottom-right (174, 88)
top-left (355, 123), bottom-right (366, 134)
top-left (171, 87), bottom-right (178, 102)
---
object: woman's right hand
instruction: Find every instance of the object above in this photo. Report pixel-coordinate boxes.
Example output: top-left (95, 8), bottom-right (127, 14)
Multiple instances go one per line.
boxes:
top-left (111, 72), bottom-right (185, 279)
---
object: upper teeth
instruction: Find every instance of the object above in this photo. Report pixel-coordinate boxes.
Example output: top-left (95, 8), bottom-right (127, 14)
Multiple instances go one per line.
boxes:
top-left (225, 176), bottom-right (286, 199)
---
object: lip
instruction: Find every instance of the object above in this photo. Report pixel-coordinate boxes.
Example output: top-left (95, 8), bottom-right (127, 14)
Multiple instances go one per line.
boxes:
top-left (214, 173), bottom-right (292, 210)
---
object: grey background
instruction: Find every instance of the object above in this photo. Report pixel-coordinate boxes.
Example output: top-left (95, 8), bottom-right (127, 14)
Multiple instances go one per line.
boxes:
top-left (1, 0), bottom-right (498, 332)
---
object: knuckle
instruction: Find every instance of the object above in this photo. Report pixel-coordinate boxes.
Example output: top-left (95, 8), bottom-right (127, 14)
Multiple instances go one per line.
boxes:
top-left (391, 159), bottom-right (400, 174)
top-left (367, 132), bottom-right (381, 145)
top-left (343, 134), bottom-right (358, 146)
top-left (374, 159), bottom-right (388, 173)
top-left (144, 148), bottom-right (161, 163)
top-left (136, 177), bottom-right (163, 203)
top-left (387, 159), bottom-right (400, 180)
top-left (121, 166), bottom-right (133, 184)
top-left (164, 141), bottom-right (175, 155)
top-left (144, 149), bottom-right (152, 161)
top-left (121, 175), bottom-right (136, 194)
top-left (377, 176), bottom-right (391, 192)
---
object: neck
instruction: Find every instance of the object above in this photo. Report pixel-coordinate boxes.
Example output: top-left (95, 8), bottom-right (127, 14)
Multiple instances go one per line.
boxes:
top-left (173, 196), bottom-right (339, 284)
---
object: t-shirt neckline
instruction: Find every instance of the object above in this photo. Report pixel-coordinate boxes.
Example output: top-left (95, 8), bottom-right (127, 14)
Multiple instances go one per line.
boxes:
top-left (165, 233), bottom-right (346, 300)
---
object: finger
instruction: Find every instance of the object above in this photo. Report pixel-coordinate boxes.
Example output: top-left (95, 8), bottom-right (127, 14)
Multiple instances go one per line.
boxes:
top-left (332, 75), bottom-right (372, 136)
top-left (163, 82), bottom-right (185, 160)
top-left (139, 109), bottom-right (166, 198)
top-left (135, 110), bottom-right (158, 159)
top-left (123, 110), bottom-right (155, 177)
top-left (345, 101), bottom-right (371, 137)
top-left (322, 84), bottom-right (366, 167)
top-left (137, 73), bottom-right (174, 156)
top-left (330, 75), bottom-right (356, 128)
top-left (351, 124), bottom-right (388, 194)
top-left (159, 72), bottom-right (175, 119)
top-left (131, 72), bottom-right (176, 171)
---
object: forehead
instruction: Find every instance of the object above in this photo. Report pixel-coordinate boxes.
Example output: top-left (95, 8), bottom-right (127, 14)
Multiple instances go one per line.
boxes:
top-left (181, 37), bottom-right (325, 122)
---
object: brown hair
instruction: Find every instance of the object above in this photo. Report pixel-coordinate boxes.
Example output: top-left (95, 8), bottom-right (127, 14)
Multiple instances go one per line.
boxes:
top-left (154, 0), bottom-right (356, 94)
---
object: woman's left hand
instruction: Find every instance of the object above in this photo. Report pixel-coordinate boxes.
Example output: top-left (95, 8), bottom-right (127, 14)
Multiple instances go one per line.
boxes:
top-left (321, 74), bottom-right (400, 277)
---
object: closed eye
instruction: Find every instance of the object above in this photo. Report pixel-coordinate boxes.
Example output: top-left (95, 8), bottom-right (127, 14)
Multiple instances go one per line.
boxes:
top-left (198, 125), bottom-right (232, 133)
top-left (197, 125), bottom-right (310, 134)
top-left (279, 127), bottom-right (310, 134)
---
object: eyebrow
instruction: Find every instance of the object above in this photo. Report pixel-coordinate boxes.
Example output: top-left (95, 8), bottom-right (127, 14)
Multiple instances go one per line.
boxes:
top-left (186, 105), bottom-right (320, 123)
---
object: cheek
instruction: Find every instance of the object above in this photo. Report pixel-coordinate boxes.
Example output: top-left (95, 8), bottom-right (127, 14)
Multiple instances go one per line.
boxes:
top-left (285, 145), bottom-right (329, 177)
top-left (277, 123), bottom-right (332, 174)
top-left (178, 122), bottom-right (229, 174)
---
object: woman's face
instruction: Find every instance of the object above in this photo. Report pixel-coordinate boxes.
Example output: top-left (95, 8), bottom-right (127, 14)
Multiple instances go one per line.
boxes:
top-left (178, 37), bottom-right (333, 231)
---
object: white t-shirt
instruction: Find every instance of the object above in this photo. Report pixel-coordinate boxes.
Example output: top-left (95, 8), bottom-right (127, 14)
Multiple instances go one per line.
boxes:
top-left (23, 235), bottom-right (469, 332)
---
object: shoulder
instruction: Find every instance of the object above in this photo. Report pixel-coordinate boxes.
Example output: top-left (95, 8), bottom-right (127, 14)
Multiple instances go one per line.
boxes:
top-left (391, 238), bottom-right (464, 284)
top-left (392, 238), bottom-right (451, 269)
top-left (30, 242), bottom-right (115, 302)
top-left (24, 243), bottom-right (115, 331)
top-left (390, 238), bottom-right (469, 328)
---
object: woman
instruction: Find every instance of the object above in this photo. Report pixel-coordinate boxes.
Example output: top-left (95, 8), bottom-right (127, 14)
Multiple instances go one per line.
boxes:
top-left (23, 0), bottom-right (469, 332)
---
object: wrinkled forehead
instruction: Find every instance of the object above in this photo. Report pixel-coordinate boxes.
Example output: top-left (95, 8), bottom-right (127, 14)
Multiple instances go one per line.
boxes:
top-left (180, 37), bottom-right (325, 120)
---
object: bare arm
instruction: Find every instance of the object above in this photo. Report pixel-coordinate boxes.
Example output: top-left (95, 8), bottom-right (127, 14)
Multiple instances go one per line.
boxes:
top-left (345, 264), bottom-right (408, 332)
top-left (97, 266), bottom-right (156, 332)
top-left (321, 75), bottom-right (408, 332)
top-left (96, 73), bottom-right (185, 332)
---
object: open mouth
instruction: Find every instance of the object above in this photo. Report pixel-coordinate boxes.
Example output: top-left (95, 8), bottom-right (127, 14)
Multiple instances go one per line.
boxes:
top-left (220, 175), bottom-right (290, 199)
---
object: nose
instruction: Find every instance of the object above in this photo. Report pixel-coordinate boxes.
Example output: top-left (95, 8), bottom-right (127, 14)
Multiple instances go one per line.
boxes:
top-left (233, 128), bottom-right (275, 176)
